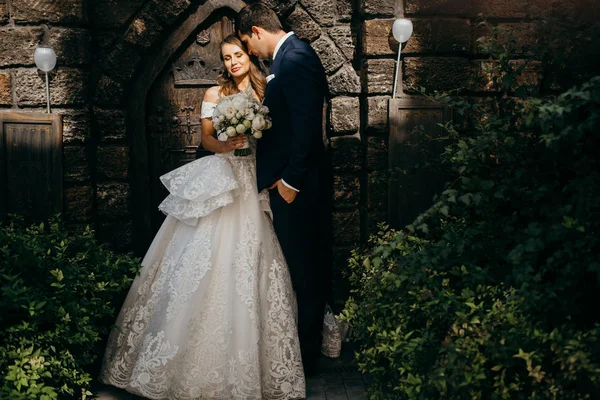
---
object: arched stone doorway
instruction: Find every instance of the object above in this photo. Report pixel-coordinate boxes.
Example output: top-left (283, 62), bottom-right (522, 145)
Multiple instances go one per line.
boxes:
top-left (125, 0), bottom-right (245, 251)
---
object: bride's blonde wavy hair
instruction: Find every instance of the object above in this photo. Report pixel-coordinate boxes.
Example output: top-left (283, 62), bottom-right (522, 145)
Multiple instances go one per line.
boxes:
top-left (218, 34), bottom-right (266, 100)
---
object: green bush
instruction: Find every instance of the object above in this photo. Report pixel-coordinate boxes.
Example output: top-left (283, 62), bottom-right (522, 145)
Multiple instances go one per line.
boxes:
top-left (0, 216), bottom-right (141, 399)
top-left (343, 29), bottom-right (600, 399)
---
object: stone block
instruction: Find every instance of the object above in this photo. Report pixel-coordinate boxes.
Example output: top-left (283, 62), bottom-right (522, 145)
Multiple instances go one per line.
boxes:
top-left (362, 19), bottom-right (396, 56)
top-left (368, 171), bottom-right (388, 209)
top-left (12, 0), bottom-right (85, 24)
top-left (333, 173), bottom-right (360, 208)
top-left (90, 0), bottom-right (145, 29)
top-left (328, 64), bottom-right (360, 96)
top-left (329, 25), bottom-right (355, 60)
top-left (146, 0), bottom-right (191, 27)
top-left (363, 58), bottom-right (395, 94)
top-left (49, 28), bottom-right (91, 66)
top-left (96, 31), bottom-right (120, 51)
top-left (94, 75), bottom-right (124, 107)
top-left (97, 146), bottom-right (129, 180)
top-left (404, 18), bottom-right (472, 54)
top-left (330, 133), bottom-right (361, 172)
top-left (403, 57), bottom-right (472, 91)
top-left (94, 108), bottom-right (127, 142)
top-left (366, 96), bottom-right (389, 134)
top-left (311, 36), bottom-right (345, 75)
top-left (469, 59), bottom-right (543, 92)
top-left (332, 210), bottom-right (361, 245)
top-left (473, 0), bottom-right (528, 18)
top-left (361, 0), bottom-right (397, 17)
top-left (64, 185), bottom-right (93, 222)
top-left (0, 0), bottom-right (8, 24)
top-left (515, 61), bottom-right (544, 88)
top-left (63, 146), bottom-right (90, 182)
top-left (336, 0), bottom-right (353, 22)
top-left (405, 0), bottom-right (471, 17)
top-left (124, 13), bottom-right (163, 48)
top-left (469, 60), bottom-right (497, 92)
top-left (105, 42), bottom-right (143, 81)
top-left (98, 220), bottom-right (133, 251)
top-left (97, 182), bottom-right (130, 217)
top-left (367, 136), bottom-right (388, 171)
top-left (472, 22), bottom-right (538, 56)
top-left (0, 27), bottom-right (44, 67)
top-left (0, 72), bottom-right (10, 105)
top-left (555, 0), bottom-right (600, 22)
top-left (15, 68), bottom-right (88, 106)
top-left (286, 6), bottom-right (321, 42)
top-left (55, 108), bottom-right (91, 144)
top-left (259, 0), bottom-right (300, 16)
top-left (330, 96), bottom-right (359, 134)
top-left (301, 0), bottom-right (336, 27)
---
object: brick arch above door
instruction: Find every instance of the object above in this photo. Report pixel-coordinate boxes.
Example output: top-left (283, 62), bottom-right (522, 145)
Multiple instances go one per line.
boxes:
top-left (98, 0), bottom-right (247, 252)
top-left (90, 0), bottom-right (361, 253)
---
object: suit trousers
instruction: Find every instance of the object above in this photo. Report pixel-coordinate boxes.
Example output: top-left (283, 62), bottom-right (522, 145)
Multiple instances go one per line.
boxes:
top-left (268, 187), bottom-right (332, 371)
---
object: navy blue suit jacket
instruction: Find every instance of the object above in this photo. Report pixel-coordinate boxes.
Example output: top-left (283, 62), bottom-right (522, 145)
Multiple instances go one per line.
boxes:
top-left (258, 34), bottom-right (328, 196)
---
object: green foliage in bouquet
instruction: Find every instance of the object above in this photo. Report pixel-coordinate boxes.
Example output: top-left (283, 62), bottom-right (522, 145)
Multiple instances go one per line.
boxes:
top-left (0, 216), bottom-right (141, 399)
top-left (342, 22), bottom-right (600, 400)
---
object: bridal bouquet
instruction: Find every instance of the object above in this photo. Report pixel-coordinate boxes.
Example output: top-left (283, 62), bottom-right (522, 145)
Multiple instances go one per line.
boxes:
top-left (212, 91), bottom-right (272, 156)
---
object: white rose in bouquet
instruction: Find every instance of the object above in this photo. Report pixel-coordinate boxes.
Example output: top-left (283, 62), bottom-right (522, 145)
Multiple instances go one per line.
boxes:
top-left (252, 115), bottom-right (266, 131)
top-left (226, 126), bottom-right (237, 137)
top-left (253, 130), bottom-right (263, 139)
top-left (224, 106), bottom-right (235, 119)
top-left (232, 96), bottom-right (249, 111)
top-left (236, 123), bottom-right (247, 134)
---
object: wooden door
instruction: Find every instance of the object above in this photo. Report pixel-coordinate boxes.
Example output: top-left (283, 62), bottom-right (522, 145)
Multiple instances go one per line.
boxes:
top-left (388, 96), bottom-right (450, 229)
top-left (145, 10), bottom-right (234, 232)
top-left (0, 112), bottom-right (63, 222)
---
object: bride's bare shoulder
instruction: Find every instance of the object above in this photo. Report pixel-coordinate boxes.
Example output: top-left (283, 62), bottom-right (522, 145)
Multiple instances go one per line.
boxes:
top-left (203, 86), bottom-right (221, 103)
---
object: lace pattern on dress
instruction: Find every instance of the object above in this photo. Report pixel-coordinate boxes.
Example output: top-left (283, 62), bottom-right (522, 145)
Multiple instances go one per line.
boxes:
top-left (100, 91), bottom-right (304, 400)
top-left (158, 156), bottom-right (239, 226)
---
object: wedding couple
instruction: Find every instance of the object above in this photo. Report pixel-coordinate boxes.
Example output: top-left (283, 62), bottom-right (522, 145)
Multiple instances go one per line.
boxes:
top-left (99, 3), bottom-right (332, 399)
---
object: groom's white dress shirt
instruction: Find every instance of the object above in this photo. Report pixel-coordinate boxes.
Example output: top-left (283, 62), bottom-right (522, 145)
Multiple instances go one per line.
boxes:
top-left (271, 31), bottom-right (300, 193)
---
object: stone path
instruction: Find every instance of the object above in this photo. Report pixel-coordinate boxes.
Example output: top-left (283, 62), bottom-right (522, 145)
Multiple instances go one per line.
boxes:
top-left (94, 344), bottom-right (369, 400)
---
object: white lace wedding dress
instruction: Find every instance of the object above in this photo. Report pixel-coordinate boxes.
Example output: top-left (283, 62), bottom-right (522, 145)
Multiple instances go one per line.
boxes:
top-left (99, 98), bottom-right (306, 400)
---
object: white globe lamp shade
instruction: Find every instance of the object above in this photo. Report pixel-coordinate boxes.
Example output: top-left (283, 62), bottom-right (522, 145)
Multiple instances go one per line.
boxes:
top-left (392, 18), bottom-right (413, 43)
top-left (34, 46), bottom-right (57, 72)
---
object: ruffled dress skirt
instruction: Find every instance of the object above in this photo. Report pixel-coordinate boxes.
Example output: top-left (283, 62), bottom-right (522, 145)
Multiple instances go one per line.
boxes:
top-left (99, 151), bottom-right (305, 400)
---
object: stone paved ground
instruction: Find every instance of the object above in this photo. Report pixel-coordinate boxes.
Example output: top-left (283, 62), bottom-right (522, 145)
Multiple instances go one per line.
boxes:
top-left (94, 343), bottom-right (370, 400)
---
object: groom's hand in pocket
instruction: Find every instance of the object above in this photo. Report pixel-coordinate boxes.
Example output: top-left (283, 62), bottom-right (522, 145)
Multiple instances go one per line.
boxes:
top-left (270, 179), bottom-right (297, 204)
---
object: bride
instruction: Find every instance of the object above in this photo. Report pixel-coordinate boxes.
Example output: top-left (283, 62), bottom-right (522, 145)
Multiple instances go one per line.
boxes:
top-left (99, 34), bottom-right (306, 400)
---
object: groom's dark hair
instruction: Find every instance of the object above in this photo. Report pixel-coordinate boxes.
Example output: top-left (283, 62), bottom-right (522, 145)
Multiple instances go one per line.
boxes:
top-left (236, 3), bottom-right (284, 36)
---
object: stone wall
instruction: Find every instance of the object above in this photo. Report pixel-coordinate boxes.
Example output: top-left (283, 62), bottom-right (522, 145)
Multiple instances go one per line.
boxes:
top-left (360, 1), bottom-right (599, 262)
top-left (1, 0), bottom-right (598, 311)
top-left (0, 0), bottom-right (93, 234)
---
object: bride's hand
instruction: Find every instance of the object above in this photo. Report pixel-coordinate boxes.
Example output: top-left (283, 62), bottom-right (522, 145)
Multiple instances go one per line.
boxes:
top-left (221, 134), bottom-right (247, 153)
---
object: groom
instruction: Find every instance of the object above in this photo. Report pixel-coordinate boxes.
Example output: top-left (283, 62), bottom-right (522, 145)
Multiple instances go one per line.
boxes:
top-left (237, 3), bottom-right (333, 376)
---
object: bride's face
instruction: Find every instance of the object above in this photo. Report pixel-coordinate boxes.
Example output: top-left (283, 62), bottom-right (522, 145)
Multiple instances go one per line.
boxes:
top-left (221, 43), bottom-right (251, 79)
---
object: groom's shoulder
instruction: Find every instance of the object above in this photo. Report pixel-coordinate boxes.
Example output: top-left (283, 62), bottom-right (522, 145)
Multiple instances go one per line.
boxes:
top-left (287, 36), bottom-right (315, 56)
top-left (281, 39), bottom-right (320, 67)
